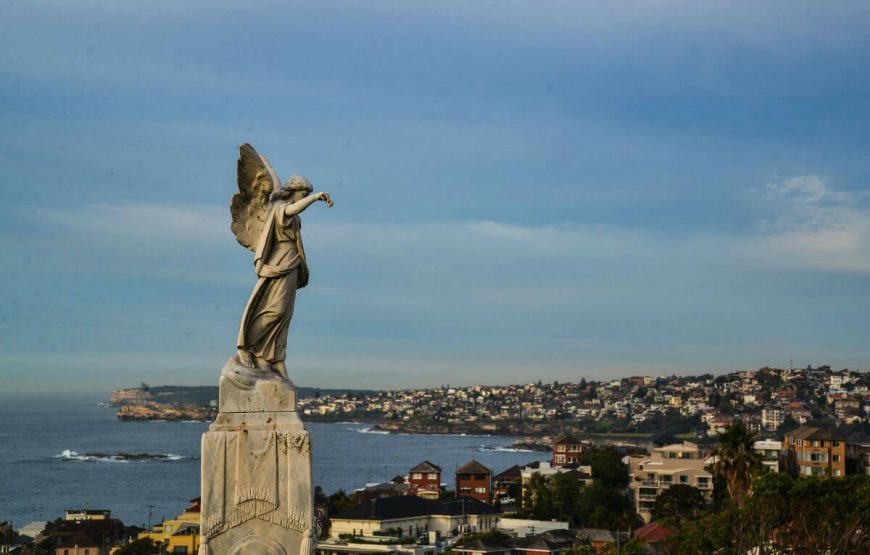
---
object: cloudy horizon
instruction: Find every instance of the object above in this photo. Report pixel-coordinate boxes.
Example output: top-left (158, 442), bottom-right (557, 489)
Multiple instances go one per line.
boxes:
top-left (1, 1), bottom-right (869, 392)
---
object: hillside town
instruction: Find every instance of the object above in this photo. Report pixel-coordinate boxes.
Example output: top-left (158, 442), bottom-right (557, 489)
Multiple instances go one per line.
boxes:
top-left (299, 365), bottom-right (870, 440)
top-left (6, 416), bottom-right (870, 554)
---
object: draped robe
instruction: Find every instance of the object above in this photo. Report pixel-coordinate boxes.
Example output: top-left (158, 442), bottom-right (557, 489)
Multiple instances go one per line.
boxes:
top-left (237, 202), bottom-right (308, 363)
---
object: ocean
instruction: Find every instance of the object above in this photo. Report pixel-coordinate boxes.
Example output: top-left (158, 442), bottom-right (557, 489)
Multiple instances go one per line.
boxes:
top-left (0, 392), bottom-right (546, 529)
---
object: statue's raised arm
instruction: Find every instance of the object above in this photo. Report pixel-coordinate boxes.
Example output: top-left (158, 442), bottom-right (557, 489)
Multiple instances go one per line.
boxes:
top-left (230, 143), bottom-right (333, 381)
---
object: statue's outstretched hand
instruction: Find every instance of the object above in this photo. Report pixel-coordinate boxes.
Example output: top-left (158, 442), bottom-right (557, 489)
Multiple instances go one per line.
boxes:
top-left (319, 192), bottom-right (334, 208)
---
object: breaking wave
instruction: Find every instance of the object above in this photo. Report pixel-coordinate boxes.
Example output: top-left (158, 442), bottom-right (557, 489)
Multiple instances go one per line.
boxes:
top-left (54, 450), bottom-right (187, 463)
top-left (355, 426), bottom-right (390, 435)
top-left (478, 445), bottom-right (534, 453)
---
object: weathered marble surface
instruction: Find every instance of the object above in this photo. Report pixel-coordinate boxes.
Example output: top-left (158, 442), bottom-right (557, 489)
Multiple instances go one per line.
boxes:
top-left (230, 143), bottom-right (333, 381)
top-left (200, 355), bottom-right (315, 555)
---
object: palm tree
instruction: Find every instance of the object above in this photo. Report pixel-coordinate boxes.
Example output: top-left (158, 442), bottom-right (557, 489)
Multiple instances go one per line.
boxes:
top-left (711, 419), bottom-right (762, 506)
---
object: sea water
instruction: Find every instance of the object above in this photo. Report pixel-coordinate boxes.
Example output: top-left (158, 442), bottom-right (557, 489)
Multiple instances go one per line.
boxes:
top-left (0, 392), bottom-right (545, 528)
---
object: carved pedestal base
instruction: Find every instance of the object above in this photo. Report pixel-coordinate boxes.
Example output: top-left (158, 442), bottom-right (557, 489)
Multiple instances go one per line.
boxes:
top-left (200, 357), bottom-right (315, 555)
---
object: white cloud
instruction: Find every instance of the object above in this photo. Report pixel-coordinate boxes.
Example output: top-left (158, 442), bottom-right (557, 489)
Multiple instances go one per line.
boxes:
top-left (743, 175), bottom-right (870, 272)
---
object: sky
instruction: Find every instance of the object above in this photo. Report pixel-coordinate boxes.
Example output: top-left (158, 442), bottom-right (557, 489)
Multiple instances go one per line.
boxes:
top-left (1, 0), bottom-right (869, 392)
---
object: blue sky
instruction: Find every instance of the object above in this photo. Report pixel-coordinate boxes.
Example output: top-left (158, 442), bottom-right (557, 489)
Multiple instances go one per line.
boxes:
top-left (1, 0), bottom-right (869, 392)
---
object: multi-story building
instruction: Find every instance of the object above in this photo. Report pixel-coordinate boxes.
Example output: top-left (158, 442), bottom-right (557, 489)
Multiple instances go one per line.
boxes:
top-left (783, 426), bottom-right (847, 477)
top-left (550, 434), bottom-right (583, 467)
top-left (456, 460), bottom-right (492, 503)
top-left (753, 440), bottom-right (783, 473)
top-left (138, 498), bottom-right (201, 555)
top-left (520, 462), bottom-right (592, 508)
top-left (330, 496), bottom-right (500, 539)
top-left (761, 408), bottom-right (785, 432)
top-left (409, 461), bottom-right (442, 499)
top-left (628, 442), bottom-right (713, 523)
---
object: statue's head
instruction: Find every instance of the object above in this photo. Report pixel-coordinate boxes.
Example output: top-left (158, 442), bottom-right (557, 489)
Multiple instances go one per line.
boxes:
top-left (270, 175), bottom-right (313, 202)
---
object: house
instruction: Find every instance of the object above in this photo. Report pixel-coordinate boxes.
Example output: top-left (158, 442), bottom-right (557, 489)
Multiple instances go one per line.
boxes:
top-left (497, 518), bottom-right (568, 538)
top-left (330, 496), bottom-right (500, 540)
top-left (452, 536), bottom-right (515, 555)
top-left (454, 530), bottom-right (585, 555)
top-left (137, 497), bottom-right (201, 555)
top-left (53, 532), bottom-right (99, 555)
top-left (41, 517), bottom-right (130, 555)
top-left (574, 529), bottom-right (615, 553)
top-left (627, 442), bottom-right (713, 523)
top-left (318, 540), bottom-right (436, 555)
top-left (550, 435), bottom-right (583, 467)
top-left (783, 426), bottom-right (848, 477)
top-left (492, 466), bottom-right (521, 502)
top-left (633, 522), bottom-right (674, 554)
top-left (408, 461), bottom-right (442, 499)
top-left (456, 460), bottom-right (492, 503)
top-left (515, 529), bottom-right (577, 555)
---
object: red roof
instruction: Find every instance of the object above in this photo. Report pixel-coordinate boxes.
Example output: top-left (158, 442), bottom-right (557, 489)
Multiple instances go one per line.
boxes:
top-left (634, 522), bottom-right (674, 543)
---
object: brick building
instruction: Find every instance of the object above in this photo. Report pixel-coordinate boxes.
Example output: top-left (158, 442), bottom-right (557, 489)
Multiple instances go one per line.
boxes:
top-left (409, 461), bottom-right (442, 499)
top-left (550, 434), bottom-right (583, 467)
top-left (783, 426), bottom-right (847, 477)
top-left (455, 460), bottom-right (492, 503)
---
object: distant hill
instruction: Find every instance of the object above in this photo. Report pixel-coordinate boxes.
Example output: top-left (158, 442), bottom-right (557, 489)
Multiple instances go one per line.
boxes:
top-left (110, 385), bottom-right (376, 406)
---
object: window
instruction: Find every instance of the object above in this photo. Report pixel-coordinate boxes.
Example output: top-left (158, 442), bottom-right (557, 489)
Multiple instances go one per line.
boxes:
top-left (679, 475), bottom-right (688, 484)
top-left (555, 455), bottom-right (565, 463)
top-left (412, 473), bottom-right (422, 479)
top-left (557, 445), bottom-right (565, 452)
top-left (833, 442), bottom-right (841, 448)
top-left (427, 473), bottom-right (437, 479)
top-left (833, 455), bottom-right (840, 462)
top-left (834, 469), bottom-right (842, 476)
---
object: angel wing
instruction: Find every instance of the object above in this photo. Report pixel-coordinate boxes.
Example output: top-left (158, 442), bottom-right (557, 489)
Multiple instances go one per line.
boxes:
top-left (230, 143), bottom-right (281, 251)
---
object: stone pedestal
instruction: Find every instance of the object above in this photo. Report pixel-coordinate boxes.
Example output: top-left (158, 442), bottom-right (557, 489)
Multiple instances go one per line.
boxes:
top-left (200, 357), bottom-right (315, 555)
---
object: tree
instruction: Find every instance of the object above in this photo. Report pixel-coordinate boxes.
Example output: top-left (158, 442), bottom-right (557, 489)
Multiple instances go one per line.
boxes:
top-left (327, 489), bottom-right (354, 515)
top-left (711, 419), bottom-right (761, 505)
top-left (651, 484), bottom-right (706, 525)
top-left (667, 473), bottom-right (870, 554)
top-left (114, 538), bottom-right (164, 555)
top-left (580, 447), bottom-right (628, 489)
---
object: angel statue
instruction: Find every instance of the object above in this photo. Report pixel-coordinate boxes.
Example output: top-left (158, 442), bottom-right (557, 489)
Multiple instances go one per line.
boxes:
top-left (230, 143), bottom-right (333, 382)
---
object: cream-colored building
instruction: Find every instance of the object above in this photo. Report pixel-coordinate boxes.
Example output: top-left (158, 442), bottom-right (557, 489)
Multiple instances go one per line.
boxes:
top-left (753, 439), bottom-right (783, 473)
top-left (519, 462), bottom-right (592, 507)
top-left (628, 442), bottom-right (713, 523)
top-left (136, 498), bottom-right (201, 555)
top-left (330, 496), bottom-right (500, 540)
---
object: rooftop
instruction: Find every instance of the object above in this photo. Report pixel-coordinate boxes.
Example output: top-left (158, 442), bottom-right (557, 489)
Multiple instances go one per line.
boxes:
top-left (456, 460), bottom-right (492, 475)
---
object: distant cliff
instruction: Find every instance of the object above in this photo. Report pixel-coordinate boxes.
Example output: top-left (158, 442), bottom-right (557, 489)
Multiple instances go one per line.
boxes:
top-left (116, 402), bottom-right (213, 421)
top-left (110, 385), bottom-right (375, 421)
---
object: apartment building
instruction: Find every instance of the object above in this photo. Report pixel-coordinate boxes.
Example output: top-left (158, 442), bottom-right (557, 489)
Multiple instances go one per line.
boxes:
top-left (628, 442), bottom-right (713, 523)
top-left (783, 426), bottom-right (847, 477)
top-left (753, 440), bottom-right (783, 473)
top-left (761, 408), bottom-right (785, 432)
